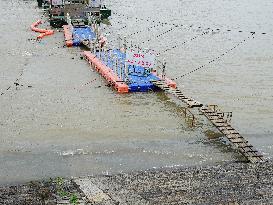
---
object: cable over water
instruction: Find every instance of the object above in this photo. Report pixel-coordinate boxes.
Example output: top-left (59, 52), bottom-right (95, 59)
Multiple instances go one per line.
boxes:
top-left (174, 33), bottom-right (256, 80)
top-left (107, 12), bottom-right (267, 82)
top-left (114, 12), bottom-right (268, 35)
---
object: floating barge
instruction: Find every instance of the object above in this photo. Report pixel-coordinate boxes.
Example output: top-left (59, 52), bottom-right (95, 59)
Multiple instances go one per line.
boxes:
top-left (83, 49), bottom-right (176, 93)
top-left (38, 0), bottom-right (112, 28)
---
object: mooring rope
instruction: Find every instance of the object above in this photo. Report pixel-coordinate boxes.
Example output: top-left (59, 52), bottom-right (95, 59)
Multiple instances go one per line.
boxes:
top-left (114, 24), bottom-right (182, 49)
top-left (113, 12), bottom-right (181, 37)
top-left (158, 30), bottom-right (211, 55)
top-left (104, 14), bottom-right (143, 36)
top-left (114, 12), bottom-right (170, 27)
top-left (140, 25), bottom-right (183, 45)
top-left (1, 37), bottom-right (29, 97)
top-left (174, 33), bottom-right (256, 79)
top-left (114, 11), bottom-right (267, 36)
top-left (126, 23), bottom-right (165, 38)
top-left (1, 78), bottom-right (98, 97)
top-left (73, 78), bottom-right (97, 91)
top-left (104, 24), bottom-right (128, 36)
top-left (110, 11), bottom-right (268, 55)
top-left (107, 23), bottom-right (165, 45)
top-left (112, 12), bottom-right (263, 56)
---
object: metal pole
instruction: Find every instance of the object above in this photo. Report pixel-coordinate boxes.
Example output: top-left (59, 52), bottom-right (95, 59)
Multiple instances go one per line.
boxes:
top-left (93, 41), bottom-right (96, 54)
top-left (115, 57), bottom-right (118, 76)
top-left (119, 61), bottom-right (124, 80)
top-left (103, 48), bottom-right (106, 63)
top-left (105, 46), bottom-right (108, 66)
top-left (118, 58), bottom-right (122, 79)
top-left (110, 50), bottom-right (114, 70)
top-left (98, 47), bottom-right (101, 59)
top-left (162, 61), bottom-right (166, 80)
top-left (156, 53), bottom-right (160, 76)
top-left (101, 47), bottom-right (104, 62)
top-left (123, 36), bottom-right (128, 81)
top-left (94, 23), bottom-right (97, 36)
top-left (118, 33), bottom-right (121, 49)
top-left (124, 62), bottom-right (127, 81)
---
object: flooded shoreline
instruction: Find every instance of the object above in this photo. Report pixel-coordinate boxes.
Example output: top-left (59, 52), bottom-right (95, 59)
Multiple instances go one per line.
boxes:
top-left (0, 0), bottom-right (273, 184)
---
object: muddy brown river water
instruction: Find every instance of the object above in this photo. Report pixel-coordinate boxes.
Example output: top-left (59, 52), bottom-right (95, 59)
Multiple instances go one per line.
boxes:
top-left (0, 0), bottom-right (272, 184)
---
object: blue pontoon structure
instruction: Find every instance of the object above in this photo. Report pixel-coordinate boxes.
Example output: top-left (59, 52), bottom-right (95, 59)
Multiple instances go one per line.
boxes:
top-left (84, 37), bottom-right (176, 92)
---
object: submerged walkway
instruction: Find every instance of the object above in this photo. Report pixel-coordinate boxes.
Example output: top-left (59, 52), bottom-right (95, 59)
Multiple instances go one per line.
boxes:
top-left (152, 80), bottom-right (203, 108)
top-left (152, 80), bottom-right (264, 163)
top-left (200, 106), bottom-right (264, 163)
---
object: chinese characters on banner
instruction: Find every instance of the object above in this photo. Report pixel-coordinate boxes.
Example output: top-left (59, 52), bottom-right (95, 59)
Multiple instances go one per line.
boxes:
top-left (51, 0), bottom-right (63, 6)
top-left (126, 50), bottom-right (155, 68)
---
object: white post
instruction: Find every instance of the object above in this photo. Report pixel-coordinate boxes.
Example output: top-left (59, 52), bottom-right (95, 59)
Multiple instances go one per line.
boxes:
top-left (123, 36), bottom-right (128, 81)
top-left (67, 13), bottom-right (71, 26)
top-left (88, 12), bottom-right (91, 25)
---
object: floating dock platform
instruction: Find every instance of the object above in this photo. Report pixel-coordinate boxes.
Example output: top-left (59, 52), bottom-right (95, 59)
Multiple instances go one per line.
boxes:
top-left (83, 49), bottom-right (176, 93)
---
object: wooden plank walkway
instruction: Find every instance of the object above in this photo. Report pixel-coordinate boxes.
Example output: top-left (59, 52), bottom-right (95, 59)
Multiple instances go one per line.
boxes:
top-left (200, 106), bottom-right (264, 163)
top-left (151, 80), bottom-right (203, 108)
top-left (152, 80), bottom-right (264, 163)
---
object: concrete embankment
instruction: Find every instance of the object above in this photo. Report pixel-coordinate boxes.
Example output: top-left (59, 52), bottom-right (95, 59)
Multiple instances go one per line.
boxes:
top-left (1, 161), bottom-right (273, 204)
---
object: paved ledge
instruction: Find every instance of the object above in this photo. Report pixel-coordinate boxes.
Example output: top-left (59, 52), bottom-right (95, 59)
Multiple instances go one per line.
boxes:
top-left (1, 161), bottom-right (273, 204)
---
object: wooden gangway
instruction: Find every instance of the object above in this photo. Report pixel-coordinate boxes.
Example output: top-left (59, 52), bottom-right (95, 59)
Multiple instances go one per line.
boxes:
top-left (152, 80), bottom-right (264, 163)
top-left (151, 80), bottom-right (203, 108)
top-left (200, 106), bottom-right (264, 163)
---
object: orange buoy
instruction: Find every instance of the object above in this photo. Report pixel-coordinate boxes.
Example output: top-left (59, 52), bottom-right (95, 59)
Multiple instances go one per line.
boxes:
top-left (31, 20), bottom-right (54, 39)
